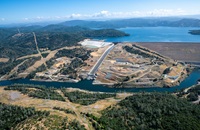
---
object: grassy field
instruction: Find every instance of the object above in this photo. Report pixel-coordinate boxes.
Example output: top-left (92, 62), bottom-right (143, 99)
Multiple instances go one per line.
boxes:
top-left (0, 86), bottom-right (131, 130)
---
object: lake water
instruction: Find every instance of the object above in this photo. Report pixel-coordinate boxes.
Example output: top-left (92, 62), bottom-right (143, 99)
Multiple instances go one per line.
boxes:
top-left (104, 27), bottom-right (200, 42)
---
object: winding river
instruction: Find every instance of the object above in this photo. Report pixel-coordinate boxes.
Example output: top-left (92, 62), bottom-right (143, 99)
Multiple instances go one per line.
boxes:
top-left (0, 69), bottom-right (200, 93)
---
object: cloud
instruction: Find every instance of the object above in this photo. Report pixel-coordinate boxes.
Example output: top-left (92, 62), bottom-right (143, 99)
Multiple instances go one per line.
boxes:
top-left (36, 16), bottom-right (45, 20)
top-left (146, 9), bottom-right (186, 16)
top-left (69, 13), bottom-right (82, 18)
top-left (93, 10), bottom-right (110, 17)
top-left (65, 9), bottom-right (188, 20)
top-left (23, 18), bottom-right (29, 21)
top-left (20, 9), bottom-right (190, 23)
top-left (1, 18), bottom-right (5, 21)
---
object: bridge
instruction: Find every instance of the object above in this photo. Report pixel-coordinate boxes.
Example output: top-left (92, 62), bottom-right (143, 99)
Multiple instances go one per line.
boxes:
top-left (87, 44), bottom-right (115, 80)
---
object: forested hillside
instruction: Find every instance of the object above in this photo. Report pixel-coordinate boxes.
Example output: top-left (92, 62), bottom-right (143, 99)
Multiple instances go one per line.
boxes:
top-left (86, 93), bottom-right (200, 130)
top-left (0, 103), bottom-right (85, 130)
top-left (2, 84), bottom-right (200, 130)
top-left (0, 103), bottom-right (50, 130)
top-left (0, 26), bottom-right (128, 59)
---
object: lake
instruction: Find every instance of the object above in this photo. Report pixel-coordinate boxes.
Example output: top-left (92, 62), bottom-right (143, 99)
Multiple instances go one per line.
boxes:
top-left (104, 27), bottom-right (200, 42)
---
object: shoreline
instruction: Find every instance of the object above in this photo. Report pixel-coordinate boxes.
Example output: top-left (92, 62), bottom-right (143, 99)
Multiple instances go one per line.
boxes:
top-left (0, 67), bottom-right (198, 89)
top-left (0, 68), bottom-right (199, 93)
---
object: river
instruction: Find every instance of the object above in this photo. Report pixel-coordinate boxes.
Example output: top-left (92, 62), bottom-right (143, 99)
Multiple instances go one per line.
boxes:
top-left (0, 69), bottom-right (200, 93)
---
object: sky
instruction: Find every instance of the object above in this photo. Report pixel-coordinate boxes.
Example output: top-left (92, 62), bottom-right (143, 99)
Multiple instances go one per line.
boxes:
top-left (0, 0), bottom-right (200, 24)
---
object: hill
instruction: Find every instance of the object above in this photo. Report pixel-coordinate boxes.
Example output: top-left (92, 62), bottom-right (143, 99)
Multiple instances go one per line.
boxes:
top-left (60, 18), bottom-right (200, 28)
top-left (1, 85), bottom-right (200, 130)
top-left (89, 93), bottom-right (200, 130)
top-left (0, 26), bottom-right (128, 59)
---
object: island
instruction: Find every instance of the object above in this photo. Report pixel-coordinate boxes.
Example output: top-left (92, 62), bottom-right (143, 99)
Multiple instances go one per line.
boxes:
top-left (189, 29), bottom-right (200, 35)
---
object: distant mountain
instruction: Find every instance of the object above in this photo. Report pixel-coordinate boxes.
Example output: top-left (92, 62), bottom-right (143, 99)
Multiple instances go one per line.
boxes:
top-left (38, 25), bottom-right (90, 33)
top-left (60, 18), bottom-right (200, 28)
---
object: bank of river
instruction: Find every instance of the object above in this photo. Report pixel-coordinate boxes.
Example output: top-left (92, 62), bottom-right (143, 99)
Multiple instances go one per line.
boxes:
top-left (0, 69), bottom-right (199, 93)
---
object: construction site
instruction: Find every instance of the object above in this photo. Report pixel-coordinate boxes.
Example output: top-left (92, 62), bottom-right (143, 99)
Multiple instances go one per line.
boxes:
top-left (90, 43), bottom-right (188, 88)
top-left (10, 38), bottom-right (189, 88)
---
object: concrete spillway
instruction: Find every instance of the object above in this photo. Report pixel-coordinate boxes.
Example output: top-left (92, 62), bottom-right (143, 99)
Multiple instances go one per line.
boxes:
top-left (87, 44), bottom-right (114, 80)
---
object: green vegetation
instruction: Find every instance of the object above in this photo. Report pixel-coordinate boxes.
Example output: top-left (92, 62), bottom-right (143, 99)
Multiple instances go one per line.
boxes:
top-left (0, 25), bottom-right (128, 80)
top-left (132, 44), bottom-right (166, 59)
top-left (16, 115), bottom-right (68, 130)
top-left (38, 25), bottom-right (90, 33)
top-left (163, 67), bottom-right (171, 74)
top-left (0, 59), bottom-right (25, 77)
top-left (0, 26), bottom-right (128, 59)
top-left (46, 48), bottom-right (91, 70)
top-left (41, 52), bottom-right (49, 58)
top-left (17, 57), bottom-right (41, 73)
top-left (86, 93), bottom-right (200, 130)
top-left (0, 28), bottom-right (17, 40)
top-left (15, 113), bottom-right (85, 130)
top-left (0, 102), bottom-right (85, 130)
top-left (178, 85), bottom-right (200, 101)
top-left (61, 89), bottom-right (116, 105)
top-left (56, 48), bottom-right (91, 61)
top-left (79, 29), bottom-right (129, 37)
top-left (61, 18), bottom-right (200, 28)
top-left (0, 33), bottom-right (38, 59)
top-left (0, 30), bottom-right (85, 59)
top-left (2, 83), bottom-right (200, 129)
top-left (53, 107), bottom-right (76, 115)
top-left (35, 32), bottom-right (84, 50)
top-left (46, 48), bottom-right (91, 77)
top-left (26, 64), bottom-right (46, 79)
top-left (0, 102), bottom-right (50, 130)
top-left (60, 58), bottom-right (86, 78)
top-left (123, 45), bottom-right (163, 60)
top-left (5, 84), bottom-right (65, 101)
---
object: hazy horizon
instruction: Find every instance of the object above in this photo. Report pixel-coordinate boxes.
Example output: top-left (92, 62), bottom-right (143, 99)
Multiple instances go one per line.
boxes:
top-left (1, 0), bottom-right (200, 25)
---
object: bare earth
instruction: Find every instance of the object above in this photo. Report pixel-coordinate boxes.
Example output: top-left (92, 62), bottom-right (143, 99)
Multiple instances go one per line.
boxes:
top-left (0, 58), bottom-right (9, 62)
top-left (138, 42), bottom-right (200, 62)
top-left (0, 87), bottom-right (132, 130)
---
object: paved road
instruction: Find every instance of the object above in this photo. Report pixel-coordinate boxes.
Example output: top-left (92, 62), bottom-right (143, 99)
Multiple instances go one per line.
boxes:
top-left (88, 44), bottom-right (114, 78)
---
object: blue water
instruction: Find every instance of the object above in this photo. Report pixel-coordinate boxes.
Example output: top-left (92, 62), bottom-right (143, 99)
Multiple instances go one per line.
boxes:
top-left (104, 27), bottom-right (200, 42)
top-left (0, 69), bottom-right (200, 93)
